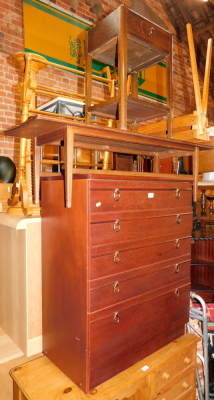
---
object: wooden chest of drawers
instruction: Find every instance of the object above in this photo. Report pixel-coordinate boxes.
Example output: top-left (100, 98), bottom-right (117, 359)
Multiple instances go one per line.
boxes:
top-left (11, 334), bottom-right (199, 400)
top-left (41, 173), bottom-right (193, 393)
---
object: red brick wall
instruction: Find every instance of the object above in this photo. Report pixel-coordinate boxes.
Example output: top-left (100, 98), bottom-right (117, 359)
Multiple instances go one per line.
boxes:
top-left (0, 0), bottom-right (212, 164)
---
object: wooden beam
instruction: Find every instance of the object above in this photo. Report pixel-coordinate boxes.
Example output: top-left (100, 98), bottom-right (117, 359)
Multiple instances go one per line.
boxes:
top-left (202, 38), bottom-right (213, 115)
top-left (186, 23), bottom-right (204, 138)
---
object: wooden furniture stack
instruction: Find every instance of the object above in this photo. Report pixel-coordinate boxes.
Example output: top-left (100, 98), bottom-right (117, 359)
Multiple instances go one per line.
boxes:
top-left (41, 172), bottom-right (193, 393)
top-left (10, 334), bottom-right (199, 400)
top-left (4, 5), bottom-right (213, 398)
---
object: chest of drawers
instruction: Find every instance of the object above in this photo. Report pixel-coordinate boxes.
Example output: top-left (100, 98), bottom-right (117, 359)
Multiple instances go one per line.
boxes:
top-left (41, 173), bottom-right (193, 393)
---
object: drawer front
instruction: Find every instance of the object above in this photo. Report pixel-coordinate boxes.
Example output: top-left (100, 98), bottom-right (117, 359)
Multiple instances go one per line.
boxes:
top-left (155, 346), bottom-right (196, 391)
top-left (90, 214), bottom-right (192, 246)
top-left (89, 261), bottom-right (190, 312)
top-left (154, 370), bottom-right (195, 400)
top-left (127, 8), bottom-right (171, 53)
top-left (90, 188), bottom-right (191, 213)
top-left (89, 284), bottom-right (190, 390)
top-left (89, 238), bottom-right (191, 279)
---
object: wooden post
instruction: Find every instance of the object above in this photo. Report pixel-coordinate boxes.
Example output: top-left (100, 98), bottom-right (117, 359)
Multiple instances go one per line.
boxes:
top-left (153, 153), bottom-right (160, 173)
top-left (33, 138), bottom-right (41, 206)
top-left (192, 147), bottom-right (199, 217)
top-left (64, 126), bottom-right (74, 208)
top-left (118, 6), bottom-right (128, 130)
top-left (166, 35), bottom-right (173, 138)
top-left (186, 24), bottom-right (204, 139)
top-left (84, 32), bottom-right (92, 124)
top-left (202, 38), bottom-right (213, 116)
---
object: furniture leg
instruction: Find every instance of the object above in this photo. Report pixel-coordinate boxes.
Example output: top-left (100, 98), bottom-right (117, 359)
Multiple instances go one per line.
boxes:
top-left (193, 147), bottom-right (199, 212)
top-left (13, 381), bottom-right (27, 400)
top-left (84, 32), bottom-right (92, 124)
top-left (153, 153), bottom-right (160, 173)
top-left (33, 138), bottom-right (41, 205)
top-left (64, 125), bottom-right (74, 208)
top-left (118, 5), bottom-right (128, 130)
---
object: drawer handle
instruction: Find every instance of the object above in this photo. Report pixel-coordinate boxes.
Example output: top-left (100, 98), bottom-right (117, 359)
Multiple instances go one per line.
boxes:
top-left (175, 264), bottom-right (179, 273)
top-left (113, 312), bottom-right (120, 324)
top-left (148, 27), bottom-right (156, 36)
top-left (113, 220), bottom-right (120, 232)
top-left (113, 281), bottom-right (120, 294)
top-left (175, 189), bottom-right (180, 199)
top-left (184, 357), bottom-right (191, 365)
top-left (113, 188), bottom-right (120, 201)
top-left (174, 288), bottom-right (180, 298)
top-left (163, 372), bottom-right (170, 381)
top-left (114, 251), bottom-right (120, 263)
top-left (182, 382), bottom-right (189, 390)
top-left (176, 214), bottom-right (181, 224)
top-left (175, 239), bottom-right (180, 249)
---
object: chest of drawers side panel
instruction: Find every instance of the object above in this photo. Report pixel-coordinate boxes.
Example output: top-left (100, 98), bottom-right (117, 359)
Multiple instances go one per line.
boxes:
top-left (41, 178), bottom-right (90, 393)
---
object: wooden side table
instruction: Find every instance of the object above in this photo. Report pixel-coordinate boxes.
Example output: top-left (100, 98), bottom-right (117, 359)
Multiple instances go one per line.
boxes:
top-left (10, 334), bottom-right (199, 400)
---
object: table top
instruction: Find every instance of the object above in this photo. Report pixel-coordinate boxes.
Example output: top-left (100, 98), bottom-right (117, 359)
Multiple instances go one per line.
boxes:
top-left (5, 115), bottom-right (213, 157)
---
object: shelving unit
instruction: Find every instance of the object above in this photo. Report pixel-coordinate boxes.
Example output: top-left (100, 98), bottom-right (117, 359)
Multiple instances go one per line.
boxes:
top-left (191, 227), bottom-right (214, 302)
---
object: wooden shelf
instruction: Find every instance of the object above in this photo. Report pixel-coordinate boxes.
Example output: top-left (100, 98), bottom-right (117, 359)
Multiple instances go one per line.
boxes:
top-left (192, 260), bottom-right (214, 266)
top-left (88, 96), bottom-right (170, 122)
top-left (191, 283), bottom-right (214, 293)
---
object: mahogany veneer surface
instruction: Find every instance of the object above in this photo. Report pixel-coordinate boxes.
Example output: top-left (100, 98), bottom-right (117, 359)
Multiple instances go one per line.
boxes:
top-left (41, 174), bottom-right (193, 393)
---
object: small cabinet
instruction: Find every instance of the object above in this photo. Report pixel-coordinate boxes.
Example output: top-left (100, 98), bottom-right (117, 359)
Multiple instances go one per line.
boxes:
top-left (85, 5), bottom-right (173, 131)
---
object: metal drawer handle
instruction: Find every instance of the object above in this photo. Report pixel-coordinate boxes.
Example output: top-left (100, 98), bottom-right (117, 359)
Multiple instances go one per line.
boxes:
top-left (113, 312), bottom-right (120, 324)
top-left (176, 214), bottom-right (181, 224)
top-left (113, 220), bottom-right (120, 232)
top-left (175, 264), bottom-right (179, 273)
top-left (182, 382), bottom-right (189, 390)
top-left (175, 189), bottom-right (180, 199)
top-left (114, 251), bottom-right (120, 263)
top-left (148, 27), bottom-right (156, 36)
top-left (184, 357), bottom-right (191, 365)
top-left (113, 281), bottom-right (120, 294)
top-left (163, 372), bottom-right (170, 380)
top-left (174, 288), bottom-right (180, 298)
top-left (175, 239), bottom-right (180, 249)
top-left (113, 188), bottom-right (121, 201)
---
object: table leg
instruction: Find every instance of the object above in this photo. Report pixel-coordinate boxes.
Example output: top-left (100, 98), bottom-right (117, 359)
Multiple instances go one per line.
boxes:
top-left (193, 147), bottom-right (199, 216)
top-left (153, 153), bottom-right (160, 173)
top-left (33, 138), bottom-right (41, 205)
top-left (64, 126), bottom-right (74, 208)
